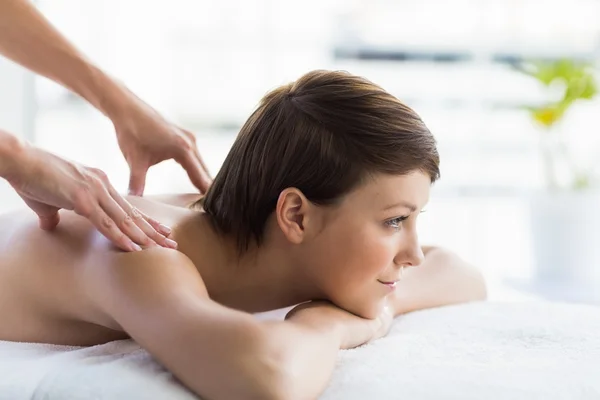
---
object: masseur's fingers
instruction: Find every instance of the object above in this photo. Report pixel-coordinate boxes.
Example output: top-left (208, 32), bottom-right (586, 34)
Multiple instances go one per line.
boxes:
top-left (97, 193), bottom-right (155, 248)
top-left (105, 184), bottom-right (177, 249)
top-left (133, 208), bottom-right (177, 249)
top-left (144, 214), bottom-right (172, 237)
top-left (71, 180), bottom-right (151, 252)
top-left (180, 129), bottom-right (212, 193)
top-left (174, 149), bottom-right (211, 195)
top-left (83, 202), bottom-right (141, 253)
top-left (128, 163), bottom-right (149, 197)
top-left (38, 211), bottom-right (61, 230)
top-left (34, 204), bottom-right (60, 230)
top-left (95, 169), bottom-right (174, 249)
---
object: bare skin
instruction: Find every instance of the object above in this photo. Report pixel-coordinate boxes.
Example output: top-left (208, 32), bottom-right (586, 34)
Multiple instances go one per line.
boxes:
top-left (0, 173), bottom-right (487, 399)
top-left (0, 194), bottom-right (193, 345)
top-left (0, 193), bottom-right (346, 345)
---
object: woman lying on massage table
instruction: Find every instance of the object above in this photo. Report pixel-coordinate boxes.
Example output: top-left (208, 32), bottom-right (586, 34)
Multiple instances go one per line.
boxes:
top-left (0, 70), bottom-right (487, 400)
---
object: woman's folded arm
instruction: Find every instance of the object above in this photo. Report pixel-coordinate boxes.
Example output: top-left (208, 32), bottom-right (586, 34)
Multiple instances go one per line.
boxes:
top-left (82, 248), bottom-right (354, 400)
top-left (391, 246), bottom-right (488, 316)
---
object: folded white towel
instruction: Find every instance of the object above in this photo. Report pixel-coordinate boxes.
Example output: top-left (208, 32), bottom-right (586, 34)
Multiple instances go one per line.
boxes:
top-left (1, 301), bottom-right (598, 400)
top-left (322, 301), bottom-right (600, 400)
top-left (0, 339), bottom-right (196, 400)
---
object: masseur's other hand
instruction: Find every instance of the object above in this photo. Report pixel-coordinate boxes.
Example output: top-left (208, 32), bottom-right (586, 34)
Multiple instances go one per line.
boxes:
top-left (111, 92), bottom-right (212, 196)
top-left (285, 300), bottom-right (394, 350)
top-left (7, 142), bottom-right (176, 252)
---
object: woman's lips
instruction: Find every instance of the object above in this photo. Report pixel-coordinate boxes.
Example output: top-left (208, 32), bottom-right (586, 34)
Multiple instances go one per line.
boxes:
top-left (378, 280), bottom-right (398, 289)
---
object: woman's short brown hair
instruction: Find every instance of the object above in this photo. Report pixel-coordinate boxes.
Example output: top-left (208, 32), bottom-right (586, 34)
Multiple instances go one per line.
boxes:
top-left (198, 70), bottom-right (440, 252)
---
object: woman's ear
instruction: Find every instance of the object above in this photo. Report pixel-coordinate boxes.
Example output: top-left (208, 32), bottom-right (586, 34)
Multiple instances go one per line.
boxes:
top-left (275, 188), bottom-right (312, 244)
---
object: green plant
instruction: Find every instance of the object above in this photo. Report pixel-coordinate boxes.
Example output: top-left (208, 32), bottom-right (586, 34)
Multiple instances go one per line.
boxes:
top-left (516, 59), bottom-right (598, 191)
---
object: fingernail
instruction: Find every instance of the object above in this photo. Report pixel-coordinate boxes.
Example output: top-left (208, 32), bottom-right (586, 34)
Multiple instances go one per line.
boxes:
top-left (165, 238), bottom-right (178, 249)
top-left (159, 224), bottom-right (172, 235)
top-left (131, 243), bottom-right (143, 252)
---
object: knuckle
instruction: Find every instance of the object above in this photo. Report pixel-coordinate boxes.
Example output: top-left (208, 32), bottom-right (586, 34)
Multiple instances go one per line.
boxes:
top-left (91, 176), bottom-right (106, 190)
top-left (140, 236), bottom-right (153, 246)
top-left (120, 215), bottom-right (148, 245)
top-left (73, 190), bottom-right (93, 217)
top-left (174, 135), bottom-right (193, 153)
top-left (148, 230), bottom-right (165, 243)
top-left (121, 214), bottom-right (134, 228)
top-left (101, 215), bottom-right (114, 230)
top-left (92, 168), bottom-right (108, 182)
top-left (185, 132), bottom-right (197, 145)
top-left (130, 207), bottom-right (143, 220)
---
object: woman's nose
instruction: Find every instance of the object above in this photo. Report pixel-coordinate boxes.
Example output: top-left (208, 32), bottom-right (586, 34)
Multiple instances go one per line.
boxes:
top-left (394, 232), bottom-right (424, 267)
top-left (409, 245), bottom-right (425, 266)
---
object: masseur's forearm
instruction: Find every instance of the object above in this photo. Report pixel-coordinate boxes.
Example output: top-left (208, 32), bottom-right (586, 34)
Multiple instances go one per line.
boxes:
top-left (0, 0), bottom-right (128, 118)
top-left (391, 246), bottom-right (488, 315)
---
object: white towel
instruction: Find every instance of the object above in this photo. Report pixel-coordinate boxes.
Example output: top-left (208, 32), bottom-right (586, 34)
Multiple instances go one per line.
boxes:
top-left (1, 301), bottom-right (599, 400)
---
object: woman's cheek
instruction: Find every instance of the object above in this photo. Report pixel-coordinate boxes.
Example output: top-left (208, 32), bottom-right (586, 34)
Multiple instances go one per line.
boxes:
top-left (365, 237), bottom-right (396, 272)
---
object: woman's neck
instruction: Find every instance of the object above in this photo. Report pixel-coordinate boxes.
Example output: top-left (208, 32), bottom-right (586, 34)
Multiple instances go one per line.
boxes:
top-left (170, 212), bottom-right (320, 313)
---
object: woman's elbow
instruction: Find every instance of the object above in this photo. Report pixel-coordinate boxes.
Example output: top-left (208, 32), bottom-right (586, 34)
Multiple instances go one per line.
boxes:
top-left (426, 246), bottom-right (488, 302)
top-left (470, 266), bottom-right (488, 301)
top-left (446, 249), bottom-right (488, 302)
top-left (238, 326), bottom-right (301, 400)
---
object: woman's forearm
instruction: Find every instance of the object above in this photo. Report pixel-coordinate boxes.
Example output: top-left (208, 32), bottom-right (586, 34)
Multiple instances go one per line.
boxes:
top-left (391, 246), bottom-right (487, 315)
top-left (253, 303), bottom-right (386, 400)
top-left (0, 0), bottom-right (129, 119)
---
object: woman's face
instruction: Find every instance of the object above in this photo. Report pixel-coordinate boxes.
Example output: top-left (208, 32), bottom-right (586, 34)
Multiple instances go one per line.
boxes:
top-left (302, 171), bottom-right (430, 319)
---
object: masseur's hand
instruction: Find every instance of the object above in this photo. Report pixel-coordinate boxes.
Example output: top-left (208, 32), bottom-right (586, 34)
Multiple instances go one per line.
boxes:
top-left (286, 300), bottom-right (394, 350)
top-left (0, 0), bottom-right (211, 197)
top-left (111, 91), bottom-right (212, 196)
top-left (2, 134), bottom-right (175, 252)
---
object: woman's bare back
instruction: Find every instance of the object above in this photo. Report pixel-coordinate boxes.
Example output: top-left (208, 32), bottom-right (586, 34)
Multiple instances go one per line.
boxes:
top-left (0, 195), bottom-right (198, 345)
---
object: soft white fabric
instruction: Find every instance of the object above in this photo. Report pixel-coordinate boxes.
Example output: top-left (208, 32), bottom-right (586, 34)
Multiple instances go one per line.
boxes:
top-left (1, 301), bottom-right (599, 400)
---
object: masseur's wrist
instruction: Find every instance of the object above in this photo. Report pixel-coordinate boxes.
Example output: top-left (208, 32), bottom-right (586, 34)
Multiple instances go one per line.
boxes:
top-left (0, 130), bottom-right (29, 182)
top-left (82, 68), bottom-right (128, 119)
top-left (90, 75), bottom-right (154, 138)
top-left (91, 75), bottom-right (139, 123)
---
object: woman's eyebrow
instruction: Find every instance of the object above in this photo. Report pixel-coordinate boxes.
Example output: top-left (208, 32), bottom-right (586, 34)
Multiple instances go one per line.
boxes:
top-left (382, 201), bottom-right (417, 212)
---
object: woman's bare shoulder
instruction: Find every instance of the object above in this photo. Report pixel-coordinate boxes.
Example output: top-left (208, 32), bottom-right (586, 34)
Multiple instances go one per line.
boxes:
top-left (81, 248), bottom-right (208, 326)
top-left (90, 247), bottom-right (204, 294)
top-left (144, 193), bottom-right (203, 208)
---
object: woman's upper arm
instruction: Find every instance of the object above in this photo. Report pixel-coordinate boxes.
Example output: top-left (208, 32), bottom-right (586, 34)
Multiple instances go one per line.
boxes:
top-left (83, 248), bottom-right (274, 399)
top-left (392, 247), bottom-right (487, 315)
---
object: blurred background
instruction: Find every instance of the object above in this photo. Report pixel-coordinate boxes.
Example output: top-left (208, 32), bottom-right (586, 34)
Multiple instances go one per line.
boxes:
top-left (1, 0), bottom-right (599, 304)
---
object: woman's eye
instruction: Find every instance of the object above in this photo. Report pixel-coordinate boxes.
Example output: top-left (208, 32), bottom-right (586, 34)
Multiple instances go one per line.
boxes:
top-left (385, 216), bottom-right (409, 231)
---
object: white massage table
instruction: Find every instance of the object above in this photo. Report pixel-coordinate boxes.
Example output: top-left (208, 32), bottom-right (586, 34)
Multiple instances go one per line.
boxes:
top-left (1, 301), bottom-right (599, 399)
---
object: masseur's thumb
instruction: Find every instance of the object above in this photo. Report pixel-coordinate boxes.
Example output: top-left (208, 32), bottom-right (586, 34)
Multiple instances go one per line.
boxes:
top-left (128, 164), bottom-right (148, 196)
top-left (38, 210), bottom-right (61, 230)
top-left (21, 197), bottom-right (61, 230)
